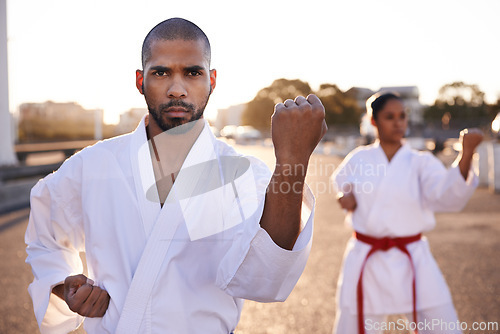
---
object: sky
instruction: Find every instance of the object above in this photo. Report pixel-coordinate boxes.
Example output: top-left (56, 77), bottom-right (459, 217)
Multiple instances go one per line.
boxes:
top-left (6, 0), bottom-right (500, 124)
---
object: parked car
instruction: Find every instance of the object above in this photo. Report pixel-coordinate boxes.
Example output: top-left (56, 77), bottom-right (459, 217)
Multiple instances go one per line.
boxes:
top-left (220, 125), bottom-right (238, 139)
top-left (235, 126), bottom-right (261, 141)
top-left (220, 125), bottom-right (261, 142)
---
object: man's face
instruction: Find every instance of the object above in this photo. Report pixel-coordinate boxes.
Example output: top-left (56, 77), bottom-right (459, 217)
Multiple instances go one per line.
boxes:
top-left (136, 39), bottom-right (216, 133)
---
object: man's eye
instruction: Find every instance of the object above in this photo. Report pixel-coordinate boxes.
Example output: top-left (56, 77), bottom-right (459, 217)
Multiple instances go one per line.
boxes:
top-left (154, 71), bottom-right (166, 76)
top-left (187, 71), bottom-right (201, 76)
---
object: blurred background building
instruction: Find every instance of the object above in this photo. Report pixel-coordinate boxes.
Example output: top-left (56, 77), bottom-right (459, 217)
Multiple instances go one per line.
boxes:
top-left (115, 108), bottom-right (148, 135)
top-left (17, 101), bottom-right (110, 142)
top-left (214, 103), bottom-right (246, 130)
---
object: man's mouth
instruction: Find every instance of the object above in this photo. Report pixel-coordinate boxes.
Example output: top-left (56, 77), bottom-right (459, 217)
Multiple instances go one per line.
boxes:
top-left (165, 107), bottom-right (189, 117)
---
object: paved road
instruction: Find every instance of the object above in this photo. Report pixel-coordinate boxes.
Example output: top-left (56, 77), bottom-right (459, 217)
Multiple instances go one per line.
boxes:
top-left (0, 145), bottom-right (499, 333)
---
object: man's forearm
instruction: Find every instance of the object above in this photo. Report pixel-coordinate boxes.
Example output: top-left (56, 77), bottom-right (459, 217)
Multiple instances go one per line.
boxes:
top-left (259, 162), bottom-right (308, 250)
top-left (260, 94), bottom-right (326, 249)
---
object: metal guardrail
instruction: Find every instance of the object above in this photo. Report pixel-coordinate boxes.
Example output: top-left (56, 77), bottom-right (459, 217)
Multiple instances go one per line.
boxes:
top-left (0, 163), bottom-right (62, 182)
top-left (0, 140), bottom-right (97, 213)
top-left (0, 163), bottom-right (65, 214)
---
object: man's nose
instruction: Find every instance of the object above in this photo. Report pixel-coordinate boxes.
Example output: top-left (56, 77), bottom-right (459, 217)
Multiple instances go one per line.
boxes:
top-left (167, 77), bottom-right (187, 98)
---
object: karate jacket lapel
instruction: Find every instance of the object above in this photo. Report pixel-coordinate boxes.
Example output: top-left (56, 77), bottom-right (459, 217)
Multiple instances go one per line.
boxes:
top-left (119, 119), bottom-right (256, 333)
top-left (170, 121), bottom-right (258, 241)
top-left (129, 117), bottom-right (218, 238)
top-left (129, 116), bottom-right (161, 237)
top-left (165, 120), bottom-right (217, 207)
top-left (119, 117), bottom-right (204, 333)
top-left (168, 121), bottom-right (230, 241)
top-left (364, 142), bottom-right (411, 236)
top-left (115, 197), bottom-right (184, 334)
top-left (117, 119), bottom-right (219, 332)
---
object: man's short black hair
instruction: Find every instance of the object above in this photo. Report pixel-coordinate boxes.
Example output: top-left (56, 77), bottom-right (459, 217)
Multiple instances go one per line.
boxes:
top-left (141, 17), bottom-right (211, 68)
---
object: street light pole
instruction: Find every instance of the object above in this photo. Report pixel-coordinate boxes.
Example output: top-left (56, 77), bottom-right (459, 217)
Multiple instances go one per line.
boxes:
top-left (0, 0), bottom-right (17, 166)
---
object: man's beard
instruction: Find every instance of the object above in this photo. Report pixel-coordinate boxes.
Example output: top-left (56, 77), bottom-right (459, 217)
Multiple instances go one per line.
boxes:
top-left (145, 93), bottom-right (211, 133)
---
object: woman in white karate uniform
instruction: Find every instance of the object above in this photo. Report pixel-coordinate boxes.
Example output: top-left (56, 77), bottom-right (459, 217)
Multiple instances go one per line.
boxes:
top-left (331, 92), bottom-right (483, 334)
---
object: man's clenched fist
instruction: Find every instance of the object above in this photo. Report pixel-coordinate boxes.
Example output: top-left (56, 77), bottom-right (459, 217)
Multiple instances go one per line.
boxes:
top-left (63, 274), bottom-right (110, 317)
top-left (271, 94), bottom-right (327, 165)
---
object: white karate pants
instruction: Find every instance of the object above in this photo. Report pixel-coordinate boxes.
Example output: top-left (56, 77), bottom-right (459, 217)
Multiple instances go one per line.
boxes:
top-left (333, 303), bottom-right (462, 334)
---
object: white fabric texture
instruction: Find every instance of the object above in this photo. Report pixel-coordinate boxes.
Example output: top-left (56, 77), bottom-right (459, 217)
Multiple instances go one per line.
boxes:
top-left (25, 117), bottom-right (315, 334)
top-left (331, 141), bottom-right (477, 315)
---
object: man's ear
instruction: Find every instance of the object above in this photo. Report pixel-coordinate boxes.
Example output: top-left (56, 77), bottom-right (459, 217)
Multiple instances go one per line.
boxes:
top-left (371, 116), bottom-right (376, 127)
top-left (136, 70), bottom-right (144, 95)
top-left (209, 69), bottom-right (217, 93)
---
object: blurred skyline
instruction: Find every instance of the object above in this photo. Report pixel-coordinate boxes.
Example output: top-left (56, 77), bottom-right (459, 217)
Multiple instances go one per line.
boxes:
top-left (6, 0), bottom-right (500, 124)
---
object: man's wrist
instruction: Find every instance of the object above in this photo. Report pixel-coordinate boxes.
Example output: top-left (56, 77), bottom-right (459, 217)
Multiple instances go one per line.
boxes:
top-left (275, 159), bottom-right (309, 176)
top-left (267, 163), bottom-right (307, 196)
top-left (52, 283), bottom-right (65, 300)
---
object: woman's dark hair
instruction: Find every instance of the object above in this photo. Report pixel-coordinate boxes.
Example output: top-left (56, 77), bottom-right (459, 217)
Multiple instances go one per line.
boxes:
top-left (366, 92), bottom-right (402, 120)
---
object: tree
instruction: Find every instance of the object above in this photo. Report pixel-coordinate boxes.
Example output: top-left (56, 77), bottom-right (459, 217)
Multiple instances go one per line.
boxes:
top-left (317, 84), bottom-right (362, 125)
top-left (424, 81), bottom-right (490, 127)
top-left (241, 79), bottom-right (312, 131)
top-left (241, 79), bottom-right (363, 131)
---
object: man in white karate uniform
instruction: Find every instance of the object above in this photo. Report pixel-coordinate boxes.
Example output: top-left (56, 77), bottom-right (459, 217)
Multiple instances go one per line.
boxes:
top-left (25, 18), bottom-right (327, 333)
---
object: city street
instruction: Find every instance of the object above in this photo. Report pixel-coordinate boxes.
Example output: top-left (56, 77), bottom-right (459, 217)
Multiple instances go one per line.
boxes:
top-left (0, 145), bottom-right (499, 333)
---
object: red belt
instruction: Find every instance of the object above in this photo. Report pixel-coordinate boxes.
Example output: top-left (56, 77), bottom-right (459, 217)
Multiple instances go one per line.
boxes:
top-left (354, 231), bottom-right (422, 334)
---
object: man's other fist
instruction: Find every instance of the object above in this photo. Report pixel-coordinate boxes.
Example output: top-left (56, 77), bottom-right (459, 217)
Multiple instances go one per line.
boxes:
top-left (64, 274), bottom-right (110, 318)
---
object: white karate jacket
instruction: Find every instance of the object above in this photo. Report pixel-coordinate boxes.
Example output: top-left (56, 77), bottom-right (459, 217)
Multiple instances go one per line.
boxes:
top-left (331, 141), bottom-right (478, 315)
top-left (26, 117), bottom-right (314, 333)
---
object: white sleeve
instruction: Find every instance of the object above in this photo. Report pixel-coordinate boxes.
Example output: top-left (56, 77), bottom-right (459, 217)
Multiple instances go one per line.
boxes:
top-left (216, 157), bottom-right (314, 302)
top-left (419, 152), bottom-right (478, 212)
top-left (331, 149), bottom-right (358, 194)
top-left (25, 157), bottom-right (85, 334)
